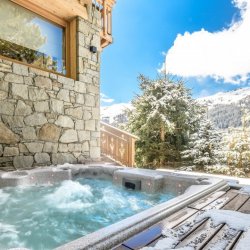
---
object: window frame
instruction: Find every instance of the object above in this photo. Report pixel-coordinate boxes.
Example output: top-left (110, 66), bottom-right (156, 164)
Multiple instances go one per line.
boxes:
top-left (0, 0), bottom-right (76, 79)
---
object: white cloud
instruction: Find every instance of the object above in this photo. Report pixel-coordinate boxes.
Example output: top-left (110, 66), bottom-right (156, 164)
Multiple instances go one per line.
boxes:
top-left (100, 93), bottom-right (114, 103)
top-left (164, 0), bottom-right (250, 84)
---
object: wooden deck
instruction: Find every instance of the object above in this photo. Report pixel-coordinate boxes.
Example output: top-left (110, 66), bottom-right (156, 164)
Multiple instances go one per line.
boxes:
top-left (113, 188), bottom-right (250, 250)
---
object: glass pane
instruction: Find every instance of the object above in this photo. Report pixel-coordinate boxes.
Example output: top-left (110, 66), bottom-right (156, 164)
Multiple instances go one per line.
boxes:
top-left (0, 0), bottom-right (66, 74)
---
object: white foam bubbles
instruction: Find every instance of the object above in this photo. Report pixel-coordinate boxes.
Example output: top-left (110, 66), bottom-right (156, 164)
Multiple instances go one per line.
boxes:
top-left (45, 180), bottom-right (93, 211)
top-left (0, 223), bottom-right (20, 247)
top-left (0, 190), bottom-right (10, 205)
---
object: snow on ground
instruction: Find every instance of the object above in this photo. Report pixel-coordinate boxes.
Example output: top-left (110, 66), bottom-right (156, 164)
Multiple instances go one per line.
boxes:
top-left (57, 163), bottom-right (74, 169)
top-left (196, 209), bottom-right (250, 231)
top-left (234, 230), bottom-right (250, 250)
top-left (157, 168), bottom-right (250, 186)
top-left (141, 217), bottom-right (200, 250)
top-left (240, 186), bottom-right (250, 195)
top-left (141, 208), bottom-right (250, 250)
top-left (141, 228), bottom-right (193, 250)
top-left (141, 237), bottom-right (193, 250)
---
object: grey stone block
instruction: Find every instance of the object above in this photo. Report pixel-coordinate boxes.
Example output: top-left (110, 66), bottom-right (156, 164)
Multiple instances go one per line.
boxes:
top-left (13, 156), bottom-right (34, 169)
top-left (13, 63), bottom-right (29, 76)
top-left (85, 120), bottom-right (95, 131)
top-left (59, 129), bottom-right (78, 143)
top-left (34, 101), bottom-right (50, 112)
top-left (78, 130), bottom-right (90, 141)
top-left (74, 81), bottom-right (86, 93)
top-left (3, 146), bottom-right (19, 157)
top-left (22, 127), bottom-right (37, 140)
top-left (57, 89), bottom-right (70, 102)
top-left (50, 99), bottom-right (64, 114)
top-left (5, 73), bottom-right (23, 84)
top-left (0, 90), bottom-right (8, 100)
top-left (28, 87), bottom-right (49, 101)
top-left (65, 107), bottom-right (83, 119)
top-left (85, 94), bottom-right (95, 107)
top-left (43, 142), bottom-right (58, 153)
top-left (0, 101), bottom-right (15, 115)
top-left (34, 153), bottom-right (50, 164)
top-left (24, 113), bottom-right (47, 126)
top-left (15, 100), bottom-right (32, 116)
top-left (55, 115), bottom-right (74, 128)
top-left (34, 76), bottom-right (52, 89)
top-left (25, 142), bottom-right (44, 153)
top-left (51, 153), bottom-right (77, 165)
top-left (2, 115), bottom-right (25, 128)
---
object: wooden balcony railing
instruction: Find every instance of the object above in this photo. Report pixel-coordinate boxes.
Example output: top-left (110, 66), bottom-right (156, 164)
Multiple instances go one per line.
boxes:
top-left (93, 0), bottom-right (115, 48)
top-left (100, 122), bottom-right (138, 167)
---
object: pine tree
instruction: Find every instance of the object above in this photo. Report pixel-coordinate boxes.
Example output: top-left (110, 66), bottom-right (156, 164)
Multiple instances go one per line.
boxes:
top-left (181, 117), bottom-right (222, 169)
top-left (225, 110), bottom-right (250, 176)
top-left (127, 74), bottom-right (203, 168)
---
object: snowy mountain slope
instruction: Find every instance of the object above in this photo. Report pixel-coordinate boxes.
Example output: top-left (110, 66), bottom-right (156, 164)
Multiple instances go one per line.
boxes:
top-left (198, 87), bottom-right (250, 106)
top-left (101, 88), bottom-right (250, 129)
top-left (197, 88), bottom-right (250, 129)
top-left (100, 103), bottom-right (131, 124)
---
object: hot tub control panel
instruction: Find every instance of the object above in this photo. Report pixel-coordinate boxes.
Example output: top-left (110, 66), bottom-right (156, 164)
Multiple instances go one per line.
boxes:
top-left (123, 178), bottom-right (141, 190)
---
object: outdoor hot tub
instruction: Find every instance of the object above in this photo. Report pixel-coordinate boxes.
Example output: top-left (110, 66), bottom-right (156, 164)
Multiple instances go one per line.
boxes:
top-left (0, 164), bottom-right (228, 250)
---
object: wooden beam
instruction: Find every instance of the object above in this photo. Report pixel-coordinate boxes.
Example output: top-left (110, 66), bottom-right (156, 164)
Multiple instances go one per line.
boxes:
top-left (96, 0), bottom-right (116, 8)
top-left (68, 18), bottom-right (77, 80)
top-left (12, 0), bottom-right (90, 22)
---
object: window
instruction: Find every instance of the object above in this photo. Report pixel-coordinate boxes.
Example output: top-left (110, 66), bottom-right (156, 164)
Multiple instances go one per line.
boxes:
top-left (0, 0), bottom-right (66, 75)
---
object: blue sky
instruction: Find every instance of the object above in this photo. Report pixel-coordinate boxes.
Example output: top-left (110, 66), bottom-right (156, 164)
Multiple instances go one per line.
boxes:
top-left (101, 0), bottom-right (250, 105)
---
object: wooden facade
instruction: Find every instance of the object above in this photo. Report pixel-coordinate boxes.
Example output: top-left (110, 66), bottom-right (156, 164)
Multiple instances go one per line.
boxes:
top-left (96, 0), bottom-right (115, 47)
top-left (11, 0), bottom-right (116, 49)
top-left (12, 0), bottom-right (90, 21)
top-left (0, 0), bottom-right (104, 169)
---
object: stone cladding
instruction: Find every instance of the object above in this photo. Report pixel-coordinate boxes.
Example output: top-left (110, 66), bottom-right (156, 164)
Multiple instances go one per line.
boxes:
top-left (0, 13), bottom-right (101, 170)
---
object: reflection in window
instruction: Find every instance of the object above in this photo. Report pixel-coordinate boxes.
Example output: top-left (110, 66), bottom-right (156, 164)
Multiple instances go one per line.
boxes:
top-left (0, 0), bottom-right (66, 74)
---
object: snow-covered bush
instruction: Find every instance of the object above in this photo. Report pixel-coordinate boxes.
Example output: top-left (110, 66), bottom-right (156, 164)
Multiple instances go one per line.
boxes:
top-left (181, 118), bottom-right (222, 169)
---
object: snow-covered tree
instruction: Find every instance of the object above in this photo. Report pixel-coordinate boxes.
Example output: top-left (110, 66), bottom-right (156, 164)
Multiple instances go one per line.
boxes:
top-left (127, 74), bottom-right (203, 168)
top-left (225, 111), bottom-right (250, 175)
top-left (181, 117), bottom-right (222, 169)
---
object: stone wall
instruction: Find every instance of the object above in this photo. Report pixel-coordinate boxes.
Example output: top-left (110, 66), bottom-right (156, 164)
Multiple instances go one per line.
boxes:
top-left (0, 14), bottom-right (101, 170)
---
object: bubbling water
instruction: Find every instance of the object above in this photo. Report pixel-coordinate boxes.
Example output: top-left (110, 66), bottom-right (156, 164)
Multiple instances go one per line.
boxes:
top-left (0, 178), bottom-right (175, 250)
top-left (45, 180), bottom-right (94, 211)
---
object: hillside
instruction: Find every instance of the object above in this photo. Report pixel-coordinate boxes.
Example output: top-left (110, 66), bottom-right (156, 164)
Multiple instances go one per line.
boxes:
top-left (197, 88), bottom-right (250, 128)
top-left (100, 103), bottom-right (131, 125)
top-left (101, 88), bottom-right (250, 129)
